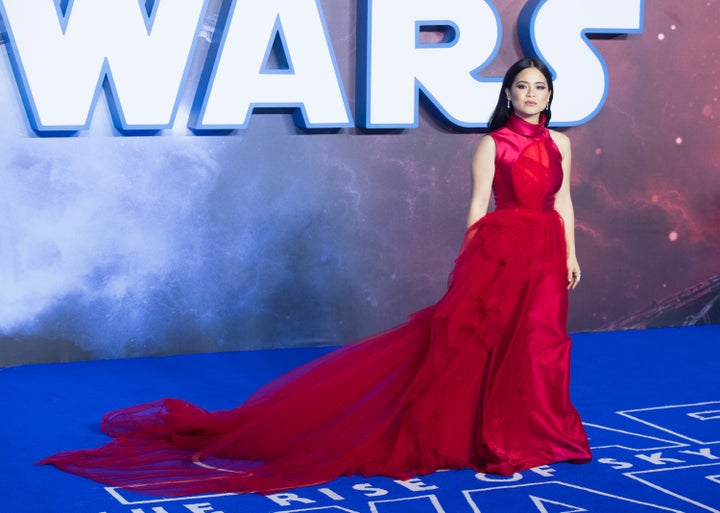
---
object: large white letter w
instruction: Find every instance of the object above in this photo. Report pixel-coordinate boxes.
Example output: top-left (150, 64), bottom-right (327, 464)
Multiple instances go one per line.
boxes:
top-left (0, 0), bottom-right (208, 132)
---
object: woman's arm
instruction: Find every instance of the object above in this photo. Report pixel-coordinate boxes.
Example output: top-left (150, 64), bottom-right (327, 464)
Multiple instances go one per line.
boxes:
top-left (466, 135), bottom-right (497, 228)
top-left (550, 130), bottom-right (581, 290)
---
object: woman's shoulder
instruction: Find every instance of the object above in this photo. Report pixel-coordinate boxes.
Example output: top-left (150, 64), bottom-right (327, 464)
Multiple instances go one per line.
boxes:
top-left (472, 134), bottom-right (497, 166)
top-left (548, 129), bottom-right (571, 153)
top-left (474, 133), bottom-right (497, 155)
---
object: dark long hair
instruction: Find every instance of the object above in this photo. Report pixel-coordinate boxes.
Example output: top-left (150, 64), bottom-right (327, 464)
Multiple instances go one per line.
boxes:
top-left (488, 57), bottom-right (554, 131)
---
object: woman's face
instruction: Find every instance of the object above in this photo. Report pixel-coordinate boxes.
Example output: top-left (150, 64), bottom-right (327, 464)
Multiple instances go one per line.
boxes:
top-left (506, 66), bottom-right (551, 123)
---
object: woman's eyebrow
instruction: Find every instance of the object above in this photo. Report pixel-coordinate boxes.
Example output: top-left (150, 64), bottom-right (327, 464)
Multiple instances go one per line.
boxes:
top-left (514, 80), bottom-right (547, 86)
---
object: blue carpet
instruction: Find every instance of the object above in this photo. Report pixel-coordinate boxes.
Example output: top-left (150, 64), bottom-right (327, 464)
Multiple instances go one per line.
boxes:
top-left (2, 325), bottom-right (719, 513)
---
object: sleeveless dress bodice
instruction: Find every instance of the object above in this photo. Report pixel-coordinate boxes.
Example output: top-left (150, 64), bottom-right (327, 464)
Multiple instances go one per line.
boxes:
top-left (491, 113), bottom-right (563, 213)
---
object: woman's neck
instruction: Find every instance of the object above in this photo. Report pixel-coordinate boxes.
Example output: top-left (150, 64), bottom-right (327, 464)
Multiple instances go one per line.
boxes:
top-left (512, 112), bottom-right (542, 125)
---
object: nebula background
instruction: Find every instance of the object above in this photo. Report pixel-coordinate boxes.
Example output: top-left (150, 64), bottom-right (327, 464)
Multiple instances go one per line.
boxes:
top-left (1, 0), bottom-right (718, 366)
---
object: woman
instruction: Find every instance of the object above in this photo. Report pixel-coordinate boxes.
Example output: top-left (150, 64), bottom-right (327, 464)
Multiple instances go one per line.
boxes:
top-left (40, 57), bottom-right (591, 496)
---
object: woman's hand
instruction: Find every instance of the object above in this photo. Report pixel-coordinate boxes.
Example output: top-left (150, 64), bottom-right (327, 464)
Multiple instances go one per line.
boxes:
top-left (567, 256), bottom-right (581, 290)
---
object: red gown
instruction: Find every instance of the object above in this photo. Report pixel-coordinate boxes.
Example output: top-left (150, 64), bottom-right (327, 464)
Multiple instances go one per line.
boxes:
top-left (39, 114), bottom-right (591, 496)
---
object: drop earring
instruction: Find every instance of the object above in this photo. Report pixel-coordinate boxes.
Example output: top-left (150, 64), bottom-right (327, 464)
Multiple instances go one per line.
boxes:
top-left (506, 98), bottom-right (511, 109)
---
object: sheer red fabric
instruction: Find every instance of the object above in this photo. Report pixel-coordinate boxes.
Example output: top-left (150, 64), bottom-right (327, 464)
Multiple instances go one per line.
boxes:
top-left (39, 114), bottom-right (591, 496)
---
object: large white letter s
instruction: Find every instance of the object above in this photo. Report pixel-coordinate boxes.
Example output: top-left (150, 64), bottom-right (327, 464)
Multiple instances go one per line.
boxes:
top-left (519, 0), bottom-right (644, 126)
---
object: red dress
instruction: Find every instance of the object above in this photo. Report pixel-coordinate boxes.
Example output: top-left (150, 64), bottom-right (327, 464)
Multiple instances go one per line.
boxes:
top-left (39, 114), bottom-right (591, 496)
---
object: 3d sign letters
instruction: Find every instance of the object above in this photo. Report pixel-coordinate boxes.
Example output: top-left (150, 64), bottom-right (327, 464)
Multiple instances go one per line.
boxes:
top-left (0, 0), bottom-right (644, 133)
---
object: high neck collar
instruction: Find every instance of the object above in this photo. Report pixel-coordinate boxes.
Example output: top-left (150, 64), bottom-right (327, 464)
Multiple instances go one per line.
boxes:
top-left (504, 113), bottom-right (546, 137)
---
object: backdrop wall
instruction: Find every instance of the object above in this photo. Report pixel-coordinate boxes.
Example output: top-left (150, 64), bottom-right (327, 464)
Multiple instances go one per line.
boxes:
top-left (1, 0), bottom-right (718, 366)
